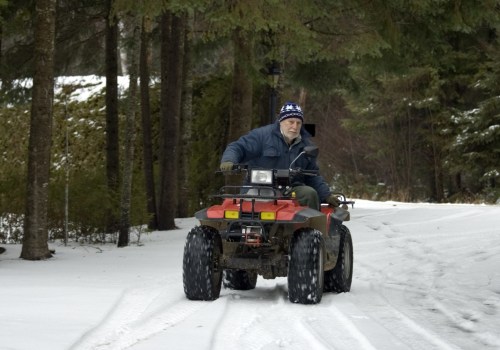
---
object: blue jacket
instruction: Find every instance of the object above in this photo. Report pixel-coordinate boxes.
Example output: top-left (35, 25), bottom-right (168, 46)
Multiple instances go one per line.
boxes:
top-left (221, 122), bottom-right (331, 201)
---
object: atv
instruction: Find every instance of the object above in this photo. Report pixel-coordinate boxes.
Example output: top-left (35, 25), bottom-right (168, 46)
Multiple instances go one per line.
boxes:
top-left (182, 146), bottom-right (354, 304)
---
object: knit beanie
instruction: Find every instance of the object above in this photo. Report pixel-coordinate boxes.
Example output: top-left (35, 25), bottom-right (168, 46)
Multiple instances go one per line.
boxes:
top-left (278, 102), bottom-right (304, 122)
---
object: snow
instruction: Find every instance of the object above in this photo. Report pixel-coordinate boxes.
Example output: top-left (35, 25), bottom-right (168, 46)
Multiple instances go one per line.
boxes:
top-left (54, 75), bottom-right (131, 102)
top-left (3, 75), bottom-right (131, 104)
top-left (1, 200), bottom-right (500, 350)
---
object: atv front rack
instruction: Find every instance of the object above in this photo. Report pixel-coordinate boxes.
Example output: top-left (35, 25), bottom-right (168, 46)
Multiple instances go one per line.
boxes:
top-left (211, 185), bottom-right (292, 201)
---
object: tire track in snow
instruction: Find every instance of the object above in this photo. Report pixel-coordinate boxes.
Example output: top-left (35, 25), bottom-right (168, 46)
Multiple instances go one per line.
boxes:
top-left (212, 280), bottom-right (346, 350)
top-left (354, 222), bottom-right (500, 350)
top-left (337, 284), bottom-right (463, 350)
top-left (69, 281), bottom-right (209, 350)
top-left (302, 293), bottom-right (456, 350)
top-left (213, 279), bottom-right (408, 350)
top-left (211, 281), bottom-right (296, 350)
top-left (129, 295), bottom-right (230, 350)
top-left (297, 309), bottom-right (377, 350)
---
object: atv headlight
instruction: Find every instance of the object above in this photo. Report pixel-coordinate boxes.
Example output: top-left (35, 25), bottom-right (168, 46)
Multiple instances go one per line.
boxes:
top-left (250, 170), bottom-right (273, 185)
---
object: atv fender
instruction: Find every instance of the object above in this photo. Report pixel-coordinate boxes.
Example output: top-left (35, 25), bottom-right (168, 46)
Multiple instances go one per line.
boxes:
top-left (289, 207), bottom-right (327, 235)
top-left (332, 207), bottom-right (350, 222)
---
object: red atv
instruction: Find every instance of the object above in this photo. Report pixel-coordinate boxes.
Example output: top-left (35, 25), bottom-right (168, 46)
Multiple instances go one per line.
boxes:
top-left (183, 146), bottom-right (354, 304)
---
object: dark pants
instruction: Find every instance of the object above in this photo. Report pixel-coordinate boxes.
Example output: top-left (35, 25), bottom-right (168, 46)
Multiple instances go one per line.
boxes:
top-left (292, 185), bottom-right (320, 210)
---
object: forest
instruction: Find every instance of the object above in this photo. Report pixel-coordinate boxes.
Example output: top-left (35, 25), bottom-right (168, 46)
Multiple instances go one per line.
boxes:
top-left (0, 0), bottom-right (499, 258)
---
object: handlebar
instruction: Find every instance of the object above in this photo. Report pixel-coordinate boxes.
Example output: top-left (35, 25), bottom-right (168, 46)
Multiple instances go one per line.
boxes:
top-left (218, 165), bottom-right (318, 176)
top-left (330, 192), bottom-right (355, 208)
top-left (290, 168), bottom-right (317, 177)
top-left (340, 200), bottom-right (355, 208)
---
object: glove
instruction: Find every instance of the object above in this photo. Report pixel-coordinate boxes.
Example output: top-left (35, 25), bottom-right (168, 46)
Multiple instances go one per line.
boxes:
top-left (326, 194), bottom-right (340, 207)
top-left (220, 161), bottom-right (234, 172)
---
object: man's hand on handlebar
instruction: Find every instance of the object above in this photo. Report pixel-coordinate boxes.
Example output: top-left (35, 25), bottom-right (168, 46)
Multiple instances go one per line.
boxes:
top-left (326, 194), bottom-right (341, 207)
top-left (220, 161), bottom-right (234, 172)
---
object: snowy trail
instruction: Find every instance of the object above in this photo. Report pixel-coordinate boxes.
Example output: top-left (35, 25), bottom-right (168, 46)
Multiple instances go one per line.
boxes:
top-left (1, 201), bottom-right (499, 350)
top-left (85, 203), bottom-right (500, 349)
top-left (143, 202), bottom-right (498, 350)
top-left (70, 283), bottom-right (211, 350)
top-left (351, 202), bottom-right (500, 349)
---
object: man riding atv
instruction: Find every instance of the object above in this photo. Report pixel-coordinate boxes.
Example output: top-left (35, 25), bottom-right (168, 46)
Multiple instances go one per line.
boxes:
top-left (183, 101), bottom-right (353, 305)
top-left (220, 101), bottom-right (340, 210)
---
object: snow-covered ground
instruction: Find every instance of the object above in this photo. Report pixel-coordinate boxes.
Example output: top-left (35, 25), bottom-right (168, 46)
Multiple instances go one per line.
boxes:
top-left (1, 200), bottom-right (499, 350)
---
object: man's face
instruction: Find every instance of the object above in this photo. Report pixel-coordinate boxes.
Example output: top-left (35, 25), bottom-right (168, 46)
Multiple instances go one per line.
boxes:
top-left (280, 118), bottom-right (302, 141)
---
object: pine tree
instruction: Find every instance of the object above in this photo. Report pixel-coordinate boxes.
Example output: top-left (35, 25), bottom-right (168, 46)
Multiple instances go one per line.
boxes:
top-left (21, 0), bottom-right (57, 260)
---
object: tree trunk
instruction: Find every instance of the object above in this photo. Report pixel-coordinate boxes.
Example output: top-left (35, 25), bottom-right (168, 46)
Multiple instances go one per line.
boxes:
top-left (430, 117), bottom-right (444, 202)
top-left (105, 0), bottom-right (120, 234)
top-left (0, 22), bottom-right (3, 73)
top-left (139, 16), bottom-right (158, 229)
top-left (405, 110), bottom-right (413, 201)
top-left (434, 154), bottom-right (444, 202)
top-left (177, 13), bottom-right (192, 218)
top-left (227, 28), bottom-right (253, 143)
top-left (225, 29), bottom-right (253, 188)
top-left (21, 0), bottom-right (57, 260)
top-left (158, 12), bottom-right (184, 230)
top-left (117, 16), bottom-right (141, 247)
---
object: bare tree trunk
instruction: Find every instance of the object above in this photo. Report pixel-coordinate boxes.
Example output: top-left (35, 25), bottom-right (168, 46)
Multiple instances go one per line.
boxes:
top-left (21, 0), bottom-right (56, 260)
top-left (158, 12), bottom-right (172, 230)
top-left (225, 28), bottom-right (254, 188)
top-left (139, 16), bottom-right (158, 229)
top-left (430, 117), bottom-right (444, 202)
top-left (227, 28), bottom-right (253, 143)
top-left (105, 0), bottom-right (120, 233)
top-left (298, 88), bottom-right (307, 109)
top-left (177, 13), bottom-right (192, 218)
top-left (158, 12), bottom-right (184, 230)
top-left (117, 16), bottom-right (141, 247)
top-left (0, 22), bottom-right (3, 74)
top-left (405, 109), bottom-right (413, 200)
